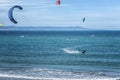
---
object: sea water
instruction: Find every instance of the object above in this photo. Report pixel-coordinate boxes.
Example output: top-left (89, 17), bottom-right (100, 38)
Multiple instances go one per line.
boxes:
top-left (0, 29), bottom-right (120, 80)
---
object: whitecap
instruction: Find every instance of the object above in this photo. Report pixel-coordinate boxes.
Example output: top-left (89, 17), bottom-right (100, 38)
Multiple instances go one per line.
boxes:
top-left (91, 35), bottom-right (95, 37)
top-left (20, 35), bottom-right (24, 38)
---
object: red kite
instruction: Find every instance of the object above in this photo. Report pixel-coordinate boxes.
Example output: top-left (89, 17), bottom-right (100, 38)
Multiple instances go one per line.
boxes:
top-left (56, 0), bottom-right (60, 6)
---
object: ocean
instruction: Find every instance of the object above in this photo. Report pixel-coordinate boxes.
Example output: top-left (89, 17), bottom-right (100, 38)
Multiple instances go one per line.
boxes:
top-left (0, 29), bottom-right (120, 80)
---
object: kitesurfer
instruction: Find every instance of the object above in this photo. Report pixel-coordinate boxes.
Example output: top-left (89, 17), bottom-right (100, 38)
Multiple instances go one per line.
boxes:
top-left (82, 50), bottom-right (86, 54)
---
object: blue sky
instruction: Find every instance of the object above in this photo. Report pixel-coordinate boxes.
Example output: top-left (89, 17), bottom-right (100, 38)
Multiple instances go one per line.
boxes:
top-left (0, 0), bottom-right (120, 30)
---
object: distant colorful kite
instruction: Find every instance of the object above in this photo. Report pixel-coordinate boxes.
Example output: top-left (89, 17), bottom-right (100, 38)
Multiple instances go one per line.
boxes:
top-left (56, 0), bottom-right (61, 6)
top-left (0, 23), bottom-right (2, 27)
top-left (8, 5), bottom-right (23, 24)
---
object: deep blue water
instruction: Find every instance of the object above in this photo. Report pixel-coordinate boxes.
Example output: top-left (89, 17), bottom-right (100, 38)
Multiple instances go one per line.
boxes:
top-left (0, 30), bottom-right (120, 79)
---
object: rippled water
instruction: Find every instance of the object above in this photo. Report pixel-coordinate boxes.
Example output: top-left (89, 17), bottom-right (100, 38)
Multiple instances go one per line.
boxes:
top-left (0, 30), bottom-right (120, 79)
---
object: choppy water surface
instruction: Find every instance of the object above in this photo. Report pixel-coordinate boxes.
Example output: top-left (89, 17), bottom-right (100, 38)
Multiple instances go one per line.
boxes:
top-left (0, 30), bottom-right (120, 80)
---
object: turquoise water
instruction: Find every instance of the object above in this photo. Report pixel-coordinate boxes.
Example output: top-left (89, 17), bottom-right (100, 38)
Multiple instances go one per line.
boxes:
top-left (0, 30), bottom-right (120, 79)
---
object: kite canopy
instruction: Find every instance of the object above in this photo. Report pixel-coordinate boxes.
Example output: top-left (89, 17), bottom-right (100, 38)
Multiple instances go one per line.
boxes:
top-left (0, 23), bottom-right (2, 27)
top-left (83, 18), bottom-right (85, 23)
top-left (56, 0), bottom-right (60, 6)
top-left (8, 5), bottom-right (23, 24)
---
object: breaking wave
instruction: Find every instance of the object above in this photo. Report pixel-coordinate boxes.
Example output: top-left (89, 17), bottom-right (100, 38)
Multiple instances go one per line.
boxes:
top-left (0, 68), bottom-right (119, 80)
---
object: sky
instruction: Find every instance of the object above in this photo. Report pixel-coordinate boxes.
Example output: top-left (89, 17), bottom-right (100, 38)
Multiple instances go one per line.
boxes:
top-left (0, 0), bottom-right (120, 30)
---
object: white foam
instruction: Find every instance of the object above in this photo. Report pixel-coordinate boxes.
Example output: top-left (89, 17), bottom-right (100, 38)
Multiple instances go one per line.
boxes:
top-left (0, 74), bottom-right (119, 80)
top-left (0, 68), bottom-right (119, 80)
top-left (62, 48), bottom-right (82, 54)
